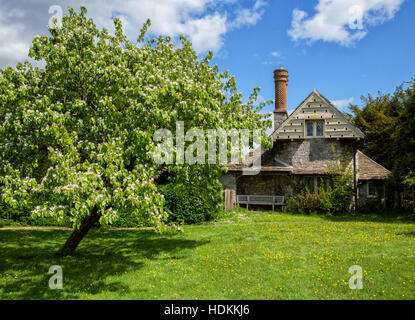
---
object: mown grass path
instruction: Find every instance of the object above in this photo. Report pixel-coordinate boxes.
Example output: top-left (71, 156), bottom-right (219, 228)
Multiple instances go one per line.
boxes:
top-left (1, 210), bottom-right (415, 300)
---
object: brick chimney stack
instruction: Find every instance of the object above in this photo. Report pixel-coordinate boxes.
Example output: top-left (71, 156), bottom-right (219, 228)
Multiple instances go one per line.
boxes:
top-left (273, 67), bottom-right (288, 130)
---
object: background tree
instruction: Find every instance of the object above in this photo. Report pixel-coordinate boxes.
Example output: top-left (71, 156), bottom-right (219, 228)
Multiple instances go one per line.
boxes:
top-left (349, 78), bottom-right (415, 185)
top-left (0, 7), bottom-right (272, 256)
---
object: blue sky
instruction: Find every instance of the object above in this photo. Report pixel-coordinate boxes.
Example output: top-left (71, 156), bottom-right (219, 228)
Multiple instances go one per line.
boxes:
top-left (0, 0), bottom-right (414, 116)
top-left (210, 0), bottom-right (415, 114)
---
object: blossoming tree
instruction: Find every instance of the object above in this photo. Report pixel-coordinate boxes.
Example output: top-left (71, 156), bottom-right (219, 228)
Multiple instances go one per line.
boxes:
top-left (0, 7), bottom-right (272, 256)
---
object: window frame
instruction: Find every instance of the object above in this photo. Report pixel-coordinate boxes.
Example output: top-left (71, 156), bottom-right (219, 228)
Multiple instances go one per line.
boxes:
top-left (367, 182), bottom-right (377, 198)
top-left (306, 122), bottom-right (314, 137)
top-left (305, 120), bottom-right (325, 138)
top-left (316, 121), bottom-right (324, 137)
top-left (305, 176), bottom-right (329, 194)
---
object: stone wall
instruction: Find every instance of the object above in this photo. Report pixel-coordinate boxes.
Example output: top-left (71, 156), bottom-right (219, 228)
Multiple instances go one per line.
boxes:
top-left (236, 173), bottom-right (293, 196)
top-left (275, 139), bottom-right (355, 171)
top-left (236, 173), bottom-right (329, 197)
top-left (219, 174), bottom-right (237, 192)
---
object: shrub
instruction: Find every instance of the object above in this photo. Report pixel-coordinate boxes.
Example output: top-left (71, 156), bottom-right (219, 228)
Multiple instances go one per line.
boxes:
top-left (1, 199), bottom-right (73, 227)
top-left (287, 184), bottom-right (354, 216)
top-left (109, 210), bottom-right (154, 228)
top-left (357, 197), bottom-right (384, 213)
top-left (319, 186), bottom-right (355, 216)
top-left (286, 188), bottom-right (322, 214)
top-left (0, 200), bottom-right (24, 221)
top-left (159, 183), bottom-right (222, 225)
top-left (287, 145), bottom-right (355, 215)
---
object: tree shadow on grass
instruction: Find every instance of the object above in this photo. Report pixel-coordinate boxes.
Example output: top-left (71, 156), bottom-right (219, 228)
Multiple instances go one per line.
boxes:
top-left (321, 212), bottom-right (415, 224)
top-left (396, 231), bottom-right (415, 238)
top-left (0, 229), bottom-right (209, 300)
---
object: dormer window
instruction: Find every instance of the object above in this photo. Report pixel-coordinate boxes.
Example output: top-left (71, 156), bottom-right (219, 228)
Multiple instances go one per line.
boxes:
top-left (306, 120), bottom-right (324, 137)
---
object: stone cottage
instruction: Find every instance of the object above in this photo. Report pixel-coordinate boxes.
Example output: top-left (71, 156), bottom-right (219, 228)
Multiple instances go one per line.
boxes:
top-left (221, 67), bottom-right (391, 209)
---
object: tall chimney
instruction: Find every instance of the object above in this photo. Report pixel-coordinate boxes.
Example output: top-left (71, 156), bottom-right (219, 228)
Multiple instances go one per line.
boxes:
top-left (273, 67), bottom-right (288, 130)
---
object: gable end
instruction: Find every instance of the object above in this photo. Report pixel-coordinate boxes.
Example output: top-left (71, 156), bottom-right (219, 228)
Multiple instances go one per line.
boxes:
top-left (271, 90), bottom-right (365, 140)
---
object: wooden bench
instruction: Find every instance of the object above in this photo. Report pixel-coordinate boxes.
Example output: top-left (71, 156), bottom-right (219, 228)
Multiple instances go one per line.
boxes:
top-left (236, 195), bottom-right (285, 211)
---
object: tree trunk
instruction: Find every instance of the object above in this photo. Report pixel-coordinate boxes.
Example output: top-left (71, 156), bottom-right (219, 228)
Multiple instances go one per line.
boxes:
top-left (55, 207), bottom-right (101, 257)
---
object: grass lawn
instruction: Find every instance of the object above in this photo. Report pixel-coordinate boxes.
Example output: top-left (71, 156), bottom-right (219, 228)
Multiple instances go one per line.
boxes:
top-left (1, 210), bottom-right (415, 300)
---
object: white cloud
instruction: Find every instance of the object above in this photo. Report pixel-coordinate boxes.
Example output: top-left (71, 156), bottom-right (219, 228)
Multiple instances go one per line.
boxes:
top-left (271, 51), bottom-right (280, 57)
top-left (183, 14), bottom-right (228, 52)
top-left (0, 0), bottom-right (267, 67)
top-left (0, 24), bottom-right (29, 63)
top-left (331, 97), bottom-right (354, 109)
top-left (0, 11), bottom-right (30, 64)
top-left (231, 0), bottom-right (267, 28)
top-left (288, 0), bottom-right (404, 46)
top-left (77, 0), bottom-right (229, 54)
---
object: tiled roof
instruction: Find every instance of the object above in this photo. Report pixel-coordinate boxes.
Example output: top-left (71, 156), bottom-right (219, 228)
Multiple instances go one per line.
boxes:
top-left (357, 150), bottom-right (391, 180)
top-left (226, 150), bottom-right (391, 181)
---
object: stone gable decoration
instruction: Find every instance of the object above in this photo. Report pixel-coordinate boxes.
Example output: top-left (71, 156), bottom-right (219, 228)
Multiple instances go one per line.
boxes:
top-left (272, 89), bottom-right (364, 140)
top-left (221, 67), bottom-right (391, 210)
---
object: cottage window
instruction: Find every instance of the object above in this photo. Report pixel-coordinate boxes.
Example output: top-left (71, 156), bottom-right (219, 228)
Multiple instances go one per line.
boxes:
top-left (367, 182), bottom-right (377, 197)
top-left (306, 121), bottom-right (324, 137)
top-left (306, 122), bottom-right (314, 137)
top-left (316, 121), bottom-right (324, 136)
top-left (317, 177), bottom-right (328, 191)
top-left (307, 178), bottom-right (315, 193)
